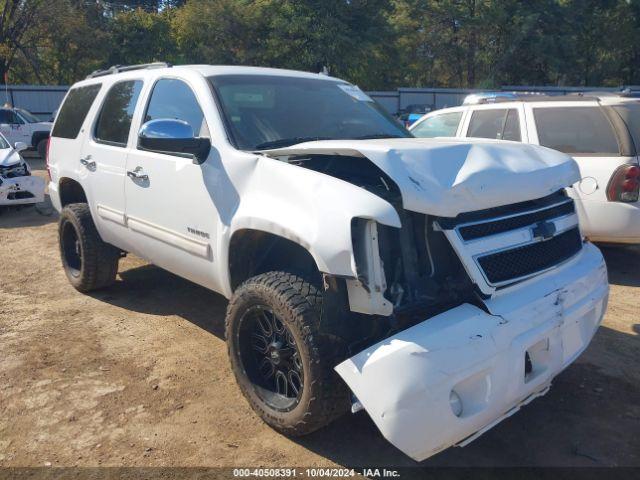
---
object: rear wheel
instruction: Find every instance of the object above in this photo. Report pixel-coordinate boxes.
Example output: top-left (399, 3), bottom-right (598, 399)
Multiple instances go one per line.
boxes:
top-left (226, 271), bottom-right (350, 436)
top-left (58, 203), bottom-right (120, 292)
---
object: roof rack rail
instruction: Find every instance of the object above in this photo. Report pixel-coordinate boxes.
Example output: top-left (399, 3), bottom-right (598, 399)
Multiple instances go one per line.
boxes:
top-left (570, 88), bottom-right (640, 99)
top-left (86, 62), bottom-right (172, 79)
top-left (463, 91), bottom-right (547, 105)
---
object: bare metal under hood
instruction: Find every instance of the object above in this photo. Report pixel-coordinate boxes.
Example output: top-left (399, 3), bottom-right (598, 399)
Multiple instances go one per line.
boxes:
top-left (266, 138), bottom-right (580, 217)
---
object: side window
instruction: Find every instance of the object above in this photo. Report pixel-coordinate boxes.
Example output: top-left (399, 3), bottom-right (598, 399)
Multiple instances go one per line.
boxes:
top-left (10, 111), bottom-right (23, 124)
top-left (467, 109), bottom-right (521, 141)
top-left (411, 112), bottom-right (462, 138)
top-left (502, 109), bottom-right (521, 141)
top-left (94, 80), bottom-right (143, 146)
top-left (143, 78), bottom-right (209, 138)
top-left (0, 110), bottom-right (22, 124)
top-left (52, 84), bottom-right (102, 139)
top-left (534, 107), bottom-right (619, 155)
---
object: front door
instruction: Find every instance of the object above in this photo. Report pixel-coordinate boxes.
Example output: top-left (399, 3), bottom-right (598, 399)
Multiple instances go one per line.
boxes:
top-left (124, 77), bottom-right (221, 291)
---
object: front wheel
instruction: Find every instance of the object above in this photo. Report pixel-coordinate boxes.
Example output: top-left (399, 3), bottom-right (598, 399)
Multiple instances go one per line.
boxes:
top-left (226, 271), bottom-right (350, 436)
top-left (58, 203), bottom-right (120, 292)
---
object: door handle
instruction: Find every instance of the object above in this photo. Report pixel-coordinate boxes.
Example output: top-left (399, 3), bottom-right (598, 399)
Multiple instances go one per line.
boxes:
top-left (126, 166), bottom-right (149, 181)
top-left (80, 155), bottom-right (96, 169)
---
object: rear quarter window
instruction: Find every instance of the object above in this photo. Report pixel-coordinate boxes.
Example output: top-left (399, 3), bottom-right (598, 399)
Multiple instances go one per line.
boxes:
top-left (52, 84), bottom-right (102, 139)
top-left (533, 107), bottom-right (620, 155)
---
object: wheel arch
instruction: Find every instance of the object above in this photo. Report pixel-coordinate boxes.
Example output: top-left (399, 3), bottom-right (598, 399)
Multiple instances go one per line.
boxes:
top-left (58, 177), bottom-right (88, 207)
top-left (228, 228), bottom-right (323, 292)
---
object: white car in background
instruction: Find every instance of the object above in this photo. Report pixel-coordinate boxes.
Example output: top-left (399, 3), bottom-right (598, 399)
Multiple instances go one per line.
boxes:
top-left (0, 106), bottom-right (52, 158)
top-left (0, 132), bottom-right (45, 207)
top-left (410, 92), bottom-right (640, 244)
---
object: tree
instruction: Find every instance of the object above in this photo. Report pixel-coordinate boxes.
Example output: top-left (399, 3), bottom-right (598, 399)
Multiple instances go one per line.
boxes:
top-left (0, 0), bottom-right (44, 82)
top-left (109, 8), bottom-right (176, 66)
top-left (254, 0), bottom-right (396, 88)
top-left (4, 0), bottom-right (640, 89)
top-left (172, 0), bottom-right (259, 65)
top-left (11, 0), bottom-right (112, 84)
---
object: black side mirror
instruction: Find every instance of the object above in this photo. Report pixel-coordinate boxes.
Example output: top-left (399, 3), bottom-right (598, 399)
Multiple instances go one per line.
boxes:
top-left (138, 118), bottom-right (211, 164)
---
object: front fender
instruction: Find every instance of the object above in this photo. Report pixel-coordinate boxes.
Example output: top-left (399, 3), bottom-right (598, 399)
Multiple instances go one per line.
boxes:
top-left (229, 157), bottom-right (401, 278)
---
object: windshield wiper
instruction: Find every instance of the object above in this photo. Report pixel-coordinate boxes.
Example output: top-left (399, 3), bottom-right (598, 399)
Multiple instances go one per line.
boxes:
top-left (254, 136), bottom-right (332, 150)
top-left (353, 133), bottom-right (408, 140)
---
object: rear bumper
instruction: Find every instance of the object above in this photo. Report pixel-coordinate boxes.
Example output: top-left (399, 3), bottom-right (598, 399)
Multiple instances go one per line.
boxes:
top-left (578, 199), bottom-right (640, 244)
top-left (335, 243), bottom-right (608, 461)
top-left (0, 175), bottom-right (45, 206)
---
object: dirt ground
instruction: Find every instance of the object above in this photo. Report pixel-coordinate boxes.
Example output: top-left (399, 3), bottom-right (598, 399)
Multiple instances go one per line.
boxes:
top-left (1, 159), bottom-right (639, 469)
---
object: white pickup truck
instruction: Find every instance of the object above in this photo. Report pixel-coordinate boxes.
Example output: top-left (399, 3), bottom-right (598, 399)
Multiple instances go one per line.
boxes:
top-left (47, 63), bottom-right (609, 461)
top-left (0, 106), bottom-right (52, 157)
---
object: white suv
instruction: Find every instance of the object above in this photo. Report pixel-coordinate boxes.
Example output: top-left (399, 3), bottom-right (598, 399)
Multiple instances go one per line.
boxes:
top-left (410, 92), bottom-right (640, 244)
top-left (47, 64), bottom-right (608, 461)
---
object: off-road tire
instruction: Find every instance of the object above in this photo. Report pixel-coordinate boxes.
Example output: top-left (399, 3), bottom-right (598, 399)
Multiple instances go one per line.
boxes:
top-left (226, 271), bottom-right (350, 436)
top-left (37, 138), bottom-right (47, 159)
top-left (58, 203), bottom-right (120, 292)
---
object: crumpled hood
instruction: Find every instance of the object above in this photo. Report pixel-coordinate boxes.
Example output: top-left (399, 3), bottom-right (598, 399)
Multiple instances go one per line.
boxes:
top-left (266, 138), bottom-right (580, 217)
top-left (0, 149), bottom-right (22, 167)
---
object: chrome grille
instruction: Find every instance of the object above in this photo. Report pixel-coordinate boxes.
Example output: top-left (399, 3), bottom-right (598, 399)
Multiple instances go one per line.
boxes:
top-left (459, 201), bottom-right (575, 241)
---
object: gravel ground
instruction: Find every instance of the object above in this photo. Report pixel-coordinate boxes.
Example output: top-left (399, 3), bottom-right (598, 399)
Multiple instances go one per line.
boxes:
top-left (0, 160), bottom-right (639, 469)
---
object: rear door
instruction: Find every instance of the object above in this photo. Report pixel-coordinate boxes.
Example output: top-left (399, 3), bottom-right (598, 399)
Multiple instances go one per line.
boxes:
top-left (461, 104), bottom-right (527, 142)
top-left (80, 79), bottom-right (145, 252)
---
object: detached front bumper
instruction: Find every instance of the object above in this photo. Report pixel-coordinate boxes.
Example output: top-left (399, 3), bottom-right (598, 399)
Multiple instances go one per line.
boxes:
top-left (335, 243), bottom-right (608, 461)
top-left (0, 175), bottom-right (45, 206)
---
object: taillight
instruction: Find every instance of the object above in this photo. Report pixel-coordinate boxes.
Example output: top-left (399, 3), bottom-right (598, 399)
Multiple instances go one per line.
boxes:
top-left (606, 164), bottom-right (639, 202)
top-left (45, 137), bottom-right (51, 181)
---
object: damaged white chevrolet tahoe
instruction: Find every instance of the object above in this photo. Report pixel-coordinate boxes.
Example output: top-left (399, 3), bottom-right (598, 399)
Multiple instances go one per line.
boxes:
top-left (47, 64), bottom-right (609, 461)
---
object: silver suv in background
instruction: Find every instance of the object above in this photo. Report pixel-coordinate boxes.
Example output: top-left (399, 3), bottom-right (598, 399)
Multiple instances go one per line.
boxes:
top-left (410, 92), bottom-right (640, 244)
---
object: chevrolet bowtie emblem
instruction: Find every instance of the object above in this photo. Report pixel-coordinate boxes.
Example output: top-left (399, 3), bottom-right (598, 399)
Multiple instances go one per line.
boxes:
top-left (531, 221), bottom-right (556, 241)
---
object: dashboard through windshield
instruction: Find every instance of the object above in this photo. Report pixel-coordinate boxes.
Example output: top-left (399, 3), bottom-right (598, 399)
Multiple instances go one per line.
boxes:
top-left (208, 74), bottom-right (411, 151)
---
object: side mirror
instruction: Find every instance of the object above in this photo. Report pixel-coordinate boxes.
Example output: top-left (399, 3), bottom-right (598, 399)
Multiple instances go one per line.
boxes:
top-left (138, 119), bottom-right (211, 164)
top-left (14, 142), bottom-right (27, 152)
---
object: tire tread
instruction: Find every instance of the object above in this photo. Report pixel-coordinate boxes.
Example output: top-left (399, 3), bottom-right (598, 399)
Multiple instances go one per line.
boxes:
top-left (226, 271), bottom-right (349, 436)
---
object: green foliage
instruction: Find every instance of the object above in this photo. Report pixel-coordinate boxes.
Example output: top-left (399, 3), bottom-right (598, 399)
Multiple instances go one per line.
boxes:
top-left (2, 0), bottom-right (640, 88)
top-left (108, 8), bottom-right (176, 66)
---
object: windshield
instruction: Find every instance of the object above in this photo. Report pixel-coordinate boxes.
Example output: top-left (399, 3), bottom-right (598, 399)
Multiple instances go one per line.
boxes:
top-left (208, 75), bottom-right (411, 150)
top-left (0, 134), bottom-right (9, 149)
top-left (16, 108), bottom-right (40, 123)
top-left (613, 103), bottom-right (640, 150)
